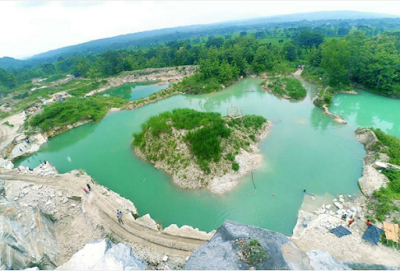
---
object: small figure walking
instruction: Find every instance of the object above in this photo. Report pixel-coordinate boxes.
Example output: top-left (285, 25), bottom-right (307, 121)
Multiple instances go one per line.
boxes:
top-left (348, 219), bottom-right (355, 227)
top-left (366, 220), bottom-right (371, 226)
top-left (117, 209), bottom-right (124, 224)
top-left (87, 183), bottom-right (92, 191)
top-left (83, 188), bottom-right (89, 194)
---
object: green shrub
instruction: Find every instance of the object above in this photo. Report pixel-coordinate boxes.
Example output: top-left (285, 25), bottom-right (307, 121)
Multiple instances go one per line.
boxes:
top-left (172, 74), bottom-right (222, 94)
top-left (372, 128), bottom-right (400, 165)
top-left (2, 121), bottom-right (14, 127)
top-left (369, 129), bottom-right (400, 221)
top-left (226, 153), bottom-right (235, 161)
top-left (232, 163), bottom-right (240, 171)
top-left (30, 96), bottom-right (127, 131)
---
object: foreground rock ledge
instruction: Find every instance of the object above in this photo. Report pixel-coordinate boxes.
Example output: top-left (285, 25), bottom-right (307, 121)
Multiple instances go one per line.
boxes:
top-left (185, 220), bottom-right (399, 270)
top-left (0, 162), bottom-right (213, 269)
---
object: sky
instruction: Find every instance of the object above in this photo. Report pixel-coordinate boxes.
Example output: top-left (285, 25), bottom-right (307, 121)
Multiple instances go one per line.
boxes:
top-left (1, 1), bottom-right (400, 59)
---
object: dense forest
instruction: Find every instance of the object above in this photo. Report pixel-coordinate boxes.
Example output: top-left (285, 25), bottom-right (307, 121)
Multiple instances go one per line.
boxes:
top-left (2, 16), bottom-right (400, 99)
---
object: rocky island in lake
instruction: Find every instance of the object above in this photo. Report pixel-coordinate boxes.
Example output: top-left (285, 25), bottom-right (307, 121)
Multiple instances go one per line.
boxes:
top-left (132, 108), bottom-right (270, 193)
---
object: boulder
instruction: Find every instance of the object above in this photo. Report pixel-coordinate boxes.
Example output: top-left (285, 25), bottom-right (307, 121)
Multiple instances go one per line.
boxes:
top-left (358, 165), bottom-right (389, 196)
top-left (0, 158), bottom-right (13, 172)
top-left (306, 250), bottom-right (350, 270)
top-left (184, 220), bottom-right (313, 270)
top-left (56, 239), bottom-right (146, 270)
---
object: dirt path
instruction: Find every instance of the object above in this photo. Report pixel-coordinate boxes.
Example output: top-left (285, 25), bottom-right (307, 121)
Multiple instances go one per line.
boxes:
top-left (0, 167), bottom-right (207, 264)
top-left (293, 68), bottom-right (303, 76)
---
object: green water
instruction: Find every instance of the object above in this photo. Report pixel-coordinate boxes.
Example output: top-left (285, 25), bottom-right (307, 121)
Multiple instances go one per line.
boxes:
top-left (330, 90), bottom-right (400, 139)
top-left (100, 82), bottom-right (169, 100)
top-left (17, 78), bottom-right (366, 235)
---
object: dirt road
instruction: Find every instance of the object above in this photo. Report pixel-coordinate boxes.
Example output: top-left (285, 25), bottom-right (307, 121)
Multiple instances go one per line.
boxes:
top-left (0, 166), bottom-right (208, 264)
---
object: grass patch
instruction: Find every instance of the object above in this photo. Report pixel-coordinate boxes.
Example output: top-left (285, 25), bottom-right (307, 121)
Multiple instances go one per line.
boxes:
top-left (372, 128), bottom-right (400, 165)
top-left (68, 80), bottom-right (107, 97)
top-left (368, 129), bottom-right (400, 222)
top-left (264, 77), bottom-right (306, 100)
top-left (2, 121), bottom-right (14, 127)
top-left (45, 74), bottom-right (66, 83)
top-left (30, 96), bottom-right (127, 131)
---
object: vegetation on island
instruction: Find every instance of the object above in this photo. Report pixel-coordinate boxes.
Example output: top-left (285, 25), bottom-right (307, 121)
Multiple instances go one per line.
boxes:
top-left (29, 96), bottom-right (127, 131)
top-left (367, 129), bottom-right (400, 224)
top-left (133, 108), bottom-right (267, 175)
top-left (261, 77), bottom-right (307, 100)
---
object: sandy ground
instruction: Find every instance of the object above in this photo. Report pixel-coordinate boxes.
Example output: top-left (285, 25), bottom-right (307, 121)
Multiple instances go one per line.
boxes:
top-left (291, 195), bottom-right (400, 267)
top-left (0, 164), bottom-right (211, 266)
top-left (86, 66), bottom-right (197, 97)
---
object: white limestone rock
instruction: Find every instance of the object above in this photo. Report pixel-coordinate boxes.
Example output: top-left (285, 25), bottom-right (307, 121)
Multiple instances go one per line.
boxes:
top-left (57, 239), bottom-right (146, 270)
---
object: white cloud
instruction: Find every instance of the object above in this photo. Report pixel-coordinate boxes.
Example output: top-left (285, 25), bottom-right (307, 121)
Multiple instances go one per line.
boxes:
top-left (0, 1), bottom-right (400, 59)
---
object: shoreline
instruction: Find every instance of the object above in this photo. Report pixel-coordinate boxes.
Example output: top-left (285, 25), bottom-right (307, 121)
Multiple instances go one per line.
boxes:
top-left (134, 120), bottom-right (272, 194)
top-left (290, 128), bottom-right (400, 267)
top-left (2, 69), bottom-right (399, 268)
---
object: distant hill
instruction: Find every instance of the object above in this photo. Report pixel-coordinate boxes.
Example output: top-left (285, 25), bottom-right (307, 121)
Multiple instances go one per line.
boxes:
top-left (1, 10), bottom-right (397, 70)
top-left (232, 10), bottom-right (398, 25)
top-left (0, 57), bottom-right (25, 70)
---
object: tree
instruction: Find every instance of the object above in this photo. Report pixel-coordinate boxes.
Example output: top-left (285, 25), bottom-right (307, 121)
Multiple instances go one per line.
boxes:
top-left (295, 32), bottom-right (324, 52)
top-left (206, 37), bottom-right (225, 49)
top-left (252, 46), bottom-right (275, 73)
top-left (283, 43), bottom-right (297, 61)
top-left (338, 27), bottom-right (350, 36)
top-left (320, 39), bottom-right (350, 86)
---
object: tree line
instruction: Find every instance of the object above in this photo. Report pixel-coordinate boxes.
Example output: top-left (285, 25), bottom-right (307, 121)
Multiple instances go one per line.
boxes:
top-left (2, 27), bottom-right (400, 98)
top-left (307, 31), bottom-right (400, 97)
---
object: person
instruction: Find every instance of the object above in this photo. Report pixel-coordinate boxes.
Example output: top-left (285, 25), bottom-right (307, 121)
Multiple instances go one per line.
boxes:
top-left (366, 220), bottom-right (371, 226)
top-left (117, 209), bottom-right (124, 224)
top-left (348, 219), bottom-right (354, 227)
top-left (83, 188), bottom-right (89, 195)
top-left (341, 214), bottom-right (347, 220)
top-left (87, 183), bottom-right (91, 191)
top-left (303, 189), bottom-right (306, 193)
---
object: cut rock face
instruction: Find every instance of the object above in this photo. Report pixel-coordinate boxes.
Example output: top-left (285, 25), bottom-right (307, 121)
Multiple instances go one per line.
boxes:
top-left (0, 200), bottom-right (59, 270)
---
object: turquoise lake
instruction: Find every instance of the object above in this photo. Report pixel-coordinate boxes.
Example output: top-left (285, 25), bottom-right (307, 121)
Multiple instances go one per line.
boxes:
top-left (17, 78), bottom-right (399, 235)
